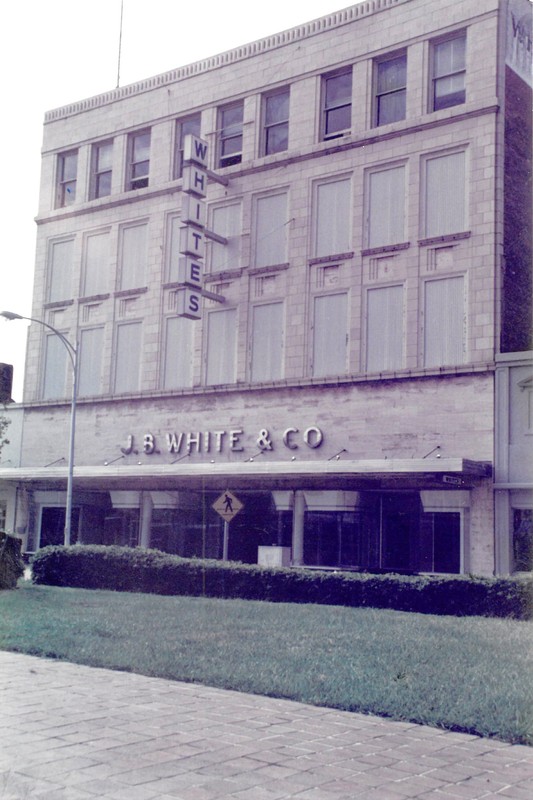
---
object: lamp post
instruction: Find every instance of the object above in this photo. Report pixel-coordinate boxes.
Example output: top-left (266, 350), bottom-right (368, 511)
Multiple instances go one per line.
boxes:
top-left (1, 310), bottom-right (78, 546)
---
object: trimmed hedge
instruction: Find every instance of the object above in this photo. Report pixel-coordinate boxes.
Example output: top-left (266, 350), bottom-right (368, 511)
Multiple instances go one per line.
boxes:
top-left (30, 544), bottom-right (533, 619)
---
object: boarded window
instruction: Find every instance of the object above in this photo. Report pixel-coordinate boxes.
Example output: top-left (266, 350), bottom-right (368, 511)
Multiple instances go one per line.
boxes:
top-left (42, 334), bottom-right (68, 399)
top-left (120, 224), bottom-right (147, 290)
top-left (48, 239), bottom-right (73, 302)
top-left (83, 232), bottom-right (110, 296)
top-left (367, 165), bottom-right (406, 248)
top-left (206, 309), bottom-right (237, 385)
top-left (424, 276), bottom-right (465, 366)
top-left (312, 293), bottom-right (348, 377)
top-left (254, 192), bottom-right (288, 267)
top-left (115, 321), bottom-right (142, 393)
top-left (163, 316), bottom-right (194, 389)
top-left (78, 327), bottom-right (104, 396)
top-left (366, 285), bottom-right (404, 372)
top-left (210, 202), bottom-right (242, 272)
top-left (425, 151), bottom-right (466, 237)
top-left (315, 179), bottom-right (351, 257)
top-left (251, 302), bottom-right (284, 382)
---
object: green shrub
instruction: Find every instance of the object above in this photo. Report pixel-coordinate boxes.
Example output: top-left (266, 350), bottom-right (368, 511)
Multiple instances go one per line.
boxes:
top-left (30, 544), bottom-right (533, 619)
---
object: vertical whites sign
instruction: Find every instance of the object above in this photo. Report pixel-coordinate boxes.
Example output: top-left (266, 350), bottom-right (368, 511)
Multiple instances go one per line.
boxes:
top-left (177, 135), bottom-right (209, 319)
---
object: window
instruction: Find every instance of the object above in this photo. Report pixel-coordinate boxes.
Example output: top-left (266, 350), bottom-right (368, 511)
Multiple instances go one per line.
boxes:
top-left (42, 334), bottom-right (68, 399)
top-left (322, 70), bottom-right (352, 140)
top-left (127, 130), bottom-right (150, 190)
top-left (431, 34), bottom-right (466, 111)
top-left (367, 165), bottom-right (406, 248)
top-left (119, 223), bottom-right (148, 290)
top-left (250, 302), bottom-right (284, 382)
top-left (48, 239), bottom-right (73, 302)
top-left (375, 54), bottom-right (406, 125)
top-left (424, 275), bottom-right (465, 367)
top-left (162, 316), bottom-right (194, 389)
top-left (209, 202), bottom-right (242, 272)
top-left (218, 103), bottom-right (243, 168)
top-left (56, 150), bottom-right (78, 208)
top-left (312, 293), bottom-right (348, 377)
top-left (82, 231), bottom-right (110, 297)
top-left (314, 178), bottom-right (351, 258)
top-left (91, 141), bottom-right (113, 199)
top-left (424, 150), bottom-right (466, 238)
top-left (78, 327), bottom-right (104, 396)
top-left (366, 285), bottom-right (404, 372)
top-left (263, 89), bottom-right (289, 155)
top-left (206, 308), bottom-right (237, 384)
top-left (166, 215), bottom-right (182, 283)
top-left (114, 321), bottom-right (142, 393)
top-left (174, 114), bottom-right (201, 178)
top-left (0, 502), bottom-right (6, 531)
top-left (254, 192), bottom-right (288, 267)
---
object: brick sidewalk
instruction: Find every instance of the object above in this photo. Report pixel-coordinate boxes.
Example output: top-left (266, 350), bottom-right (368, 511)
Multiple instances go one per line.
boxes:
top-left (0, 651), bottom-right (531, 799)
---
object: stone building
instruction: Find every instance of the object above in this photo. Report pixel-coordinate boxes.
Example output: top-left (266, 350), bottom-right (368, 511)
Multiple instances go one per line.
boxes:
top-left (1, 0), bottom-right (531, 575)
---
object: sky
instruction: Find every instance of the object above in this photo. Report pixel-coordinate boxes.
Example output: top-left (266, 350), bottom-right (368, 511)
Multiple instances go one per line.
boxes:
top-left (1, 0), bottom-right (357, 401)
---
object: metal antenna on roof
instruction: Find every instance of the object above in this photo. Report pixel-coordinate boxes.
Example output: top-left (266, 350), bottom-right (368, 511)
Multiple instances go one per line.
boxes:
top-left (116, 0), bottom-right (124, 88)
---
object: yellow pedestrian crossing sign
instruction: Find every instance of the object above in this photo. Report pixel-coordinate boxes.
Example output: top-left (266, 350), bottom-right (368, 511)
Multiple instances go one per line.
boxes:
top-left (212, 490), bottom-right (244, 522)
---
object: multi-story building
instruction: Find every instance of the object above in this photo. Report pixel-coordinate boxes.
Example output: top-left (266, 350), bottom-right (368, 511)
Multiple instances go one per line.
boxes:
top-left (1, 0), bottom-right (531, 575)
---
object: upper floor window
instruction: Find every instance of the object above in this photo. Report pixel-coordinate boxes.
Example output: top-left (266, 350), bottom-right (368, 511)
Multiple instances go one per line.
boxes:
top-left (366, 164), bottom-right (406, 249)
top-left (322, 70), bottom-right (352, 140)
top-left (91, 141), bottom-right (113, 199)
top-left (254, 191), bottom-right (289, 268)
top-left (56, 150), bottom-right (78, 208)
top-left (82, 230), bottom-right (110, 297)
top-left (263, 89), bottom-right (289, 155)
top-left (119, 222), bottom-right (148, 290)
top-left (174, 114), bottom-right (201, 178)
top-left (127, 130), bottom-right (150, 191)
top-left (424, 150), bottom-right (466, 238)
top-left (209, 201), bottom-right (242, 272)
top-left (375, 54), bottom-right (406, 126)
top-left (218, 102), bottom-right (243, 168)
top-left (48, 238), bottom-right (73, 302)
top-left (313, 177), bottom-right (351, 258)
top-left (431, 34), bottom-right (466, 111)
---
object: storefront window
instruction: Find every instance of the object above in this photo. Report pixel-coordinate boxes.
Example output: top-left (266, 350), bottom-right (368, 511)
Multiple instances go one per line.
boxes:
top-left (513, 509), bottom-right (533, 571)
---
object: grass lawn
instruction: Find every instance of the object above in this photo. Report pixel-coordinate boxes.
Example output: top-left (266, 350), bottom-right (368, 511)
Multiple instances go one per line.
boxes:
top-left (1, 582), bottom-right (532, 745)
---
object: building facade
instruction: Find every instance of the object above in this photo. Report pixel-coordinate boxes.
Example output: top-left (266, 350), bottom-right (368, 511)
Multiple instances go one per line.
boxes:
top-left (1, 0), bottom-right (532, 575)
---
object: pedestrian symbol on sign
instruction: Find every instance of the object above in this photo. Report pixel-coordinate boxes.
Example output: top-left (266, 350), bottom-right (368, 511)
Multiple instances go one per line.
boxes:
top-left (212, 490), bottom-right (243, 522)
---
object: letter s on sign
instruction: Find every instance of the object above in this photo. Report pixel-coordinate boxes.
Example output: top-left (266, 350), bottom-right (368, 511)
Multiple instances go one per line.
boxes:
top-left (283, 427), bottom-right (298, 450)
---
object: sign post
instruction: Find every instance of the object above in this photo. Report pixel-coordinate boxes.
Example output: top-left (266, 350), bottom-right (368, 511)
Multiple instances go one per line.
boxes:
top-left (212, 490), bottom-right (244, 561)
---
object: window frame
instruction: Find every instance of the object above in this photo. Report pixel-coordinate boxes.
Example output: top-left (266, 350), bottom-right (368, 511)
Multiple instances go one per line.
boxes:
top-left (374, 52), bottom-right (407, 127)
top-left (78, 326), bottom-right (105, 397)
top-left (422, 273), bottom-right (467, 368)
top-left (218, 102), bottom-right (244, 168)
top-left (312, 175), bottom-right (352, 259)
top-left (365, 161), bottom-right (407, 249)
top-left (89, 140), bottom-right (113, 200)
top-left (205, 307), bottom-right (238, 385)
top-left (253, 189), bottom-right (289, 268)
top-left (321, 69), bottom-right (353, 141)
top-left (173, 114), bottom-right (202, 179)
top-left (114, 320), bottom-right (143, 394)
top-left (262, 88), bottom-right (290, 156)
top-left (422, 148), bottom-right (468, 239)
top-left (249, 300), bottom-right (285, 383)
top-left (56, 150), bottom-right (78, 208)
top-left (126, 129), bottom-right (151, 191)
top-left (365, 283), bottom-right (405, 373)
top-left (118, 221), bottom-right (149, 291)
top-left (311, 291), bottom-right (349, 378)
top-left (430, 31), bottom-right (466, 112)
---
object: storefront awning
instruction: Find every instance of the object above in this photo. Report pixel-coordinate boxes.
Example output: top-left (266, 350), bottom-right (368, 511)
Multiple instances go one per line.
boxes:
top-left (0, 458), bottom-right (492, 491)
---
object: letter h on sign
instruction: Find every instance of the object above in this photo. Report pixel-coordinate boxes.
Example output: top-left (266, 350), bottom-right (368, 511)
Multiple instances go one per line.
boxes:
top-left (177, 135), bottom-right (209, 320)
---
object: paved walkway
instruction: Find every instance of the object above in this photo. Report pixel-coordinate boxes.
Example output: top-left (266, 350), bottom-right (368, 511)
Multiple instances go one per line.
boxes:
top-left (0, 651), bottom-right (532, 799)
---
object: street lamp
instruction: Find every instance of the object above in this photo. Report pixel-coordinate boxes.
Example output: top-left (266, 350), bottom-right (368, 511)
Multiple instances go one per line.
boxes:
top-left (1, 310), bottom-right (78, 546)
